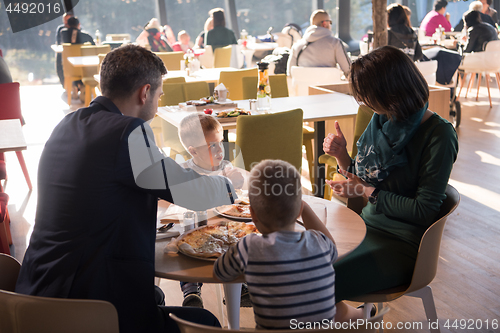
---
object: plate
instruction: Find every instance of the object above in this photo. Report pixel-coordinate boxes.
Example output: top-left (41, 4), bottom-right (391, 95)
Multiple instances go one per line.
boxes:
top-left (214, 205), bottom-right (252, 222)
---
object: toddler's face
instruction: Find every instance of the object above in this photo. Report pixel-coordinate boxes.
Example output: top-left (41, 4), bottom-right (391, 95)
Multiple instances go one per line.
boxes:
top-left (194, 130), bottom-right (224, 169)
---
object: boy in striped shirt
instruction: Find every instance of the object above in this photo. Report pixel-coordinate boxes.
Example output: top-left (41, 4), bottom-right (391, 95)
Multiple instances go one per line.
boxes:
top-left (214, 159), bottom-right (338, 329)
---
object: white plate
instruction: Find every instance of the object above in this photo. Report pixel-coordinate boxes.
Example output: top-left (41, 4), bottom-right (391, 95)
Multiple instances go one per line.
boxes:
top-left (214, 205), bottom-right (252, 222)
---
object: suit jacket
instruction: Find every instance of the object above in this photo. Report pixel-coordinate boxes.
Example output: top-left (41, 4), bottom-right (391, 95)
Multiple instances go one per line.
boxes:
top-left (16, 97), bottom-right (235, 333)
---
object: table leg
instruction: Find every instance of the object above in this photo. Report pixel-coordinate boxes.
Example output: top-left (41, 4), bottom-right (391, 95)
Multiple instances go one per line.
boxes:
top-left (314, 121), bottom-right (325, 198)
top-left (223, 283), bottom-right (241, 330)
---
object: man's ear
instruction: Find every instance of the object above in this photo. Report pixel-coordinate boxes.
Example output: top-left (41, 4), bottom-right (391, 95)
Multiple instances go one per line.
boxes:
top-left (138, 84), bottom-right (151, 105)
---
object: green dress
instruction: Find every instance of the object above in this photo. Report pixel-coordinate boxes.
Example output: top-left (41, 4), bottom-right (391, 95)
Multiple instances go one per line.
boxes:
top-left (206, 26), bottom-right (237, 50)
top-left (334, 113), bottom-right (458, 302)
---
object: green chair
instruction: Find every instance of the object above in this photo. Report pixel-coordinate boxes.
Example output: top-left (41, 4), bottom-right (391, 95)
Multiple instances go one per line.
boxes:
top-left (235, 109), bottom-right (303, 172)
top-left (160, 82), bottom-right (186, 107)
top-left (219, 68), bottom-right (258, 101)
top-left (318, 105), bottom-right (374, 201)
top-left (242, 74), bottom-right (289, 100)
top-left (213, 45), bottom-right (232, 68)
top-left (183, 81), bottom-right (210, 101)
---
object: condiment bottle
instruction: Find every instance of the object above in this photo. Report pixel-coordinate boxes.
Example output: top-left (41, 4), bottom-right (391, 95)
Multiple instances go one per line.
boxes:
top-left (256, 62), bottom-right (271, 111)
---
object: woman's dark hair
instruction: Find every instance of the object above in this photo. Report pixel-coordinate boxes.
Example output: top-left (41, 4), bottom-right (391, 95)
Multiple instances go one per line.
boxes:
top-left (100, 45), bottom-right (167, 100)
top-left (387, 4), bottom-right (410, 28)
top-left (465, 10), bottom-right (482, 27)
top-left (434, 0), bottom-right (448, 11)
top-left (212, 9), bottom-right (226, 27)
top-left (349, 46), bottom-right (429, 122)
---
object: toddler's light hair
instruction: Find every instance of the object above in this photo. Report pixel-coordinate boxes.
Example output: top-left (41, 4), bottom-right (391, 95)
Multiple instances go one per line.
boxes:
top-left (178, 113), bottom-right (223, 151)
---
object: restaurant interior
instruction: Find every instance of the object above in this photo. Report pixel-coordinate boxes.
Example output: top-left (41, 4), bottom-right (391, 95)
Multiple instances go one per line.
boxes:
top-left (1, 0), bottom-right (500, 332)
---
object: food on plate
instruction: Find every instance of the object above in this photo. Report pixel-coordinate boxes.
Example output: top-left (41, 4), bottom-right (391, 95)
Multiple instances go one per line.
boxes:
top-left (204, 108), bottom-right (213, 115)
top-left (217, 203), bottom-right (251, 218)
top-left (185, 96), bottom-right (215, 106)
top-left (178, 221), bottom-right (259, 258)
top-left (216, 108), bottom-right (251, 118)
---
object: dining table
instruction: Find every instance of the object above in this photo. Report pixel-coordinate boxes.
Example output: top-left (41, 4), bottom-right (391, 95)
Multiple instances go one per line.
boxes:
top-left (154, 194), bottom-right (366, 329)
top-left (156, 92), bottom-right (360, 198)
top-left (67, 55), bottom-right (100, 67)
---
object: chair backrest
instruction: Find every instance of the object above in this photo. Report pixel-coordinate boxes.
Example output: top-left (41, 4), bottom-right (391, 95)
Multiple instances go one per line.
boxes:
top-left (235, 109), bottom-right (303, 172)
top-left (0, 253), bottom-right (21, 291)
top-left (160, 82), bottom-right (186, 107)
top-left (290, 66), bottom-right (343, 96)
top-left (219, 68), bottom-right (258, 101)
top-left (170, 306), bottom-right (390, 333)
top-left (183, 81), bottom-right (210, 101)
top-left (0, 290), bottom-right (119, 333)
top-left (213, 45), bottom-right (232, 68)
top-left (485, 40), bottom-right (500, 52)
top-left (407, 184), bottom-right (460, 293)
top-left (414, 60), bottom-right (437, 86)
top-left (0, 82), bottom-right (22, 122)
top-left (105, 33), bottom-right (131, 41)
top-left (62, 43), bottom-right (83, 78)
top-left (155, 51), bottom-right (185, 71)
top-left (242, 74), bottom-right (290, 100)
top-left (199, 45), bottom-right (214, 69)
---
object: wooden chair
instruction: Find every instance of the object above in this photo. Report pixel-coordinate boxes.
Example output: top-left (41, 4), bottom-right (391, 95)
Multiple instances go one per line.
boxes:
top-left (0, 82), bottom-right (33, 190)
top-left (290, 66), bottom-right (344, 97)
top-left (0, 195), bottom-right (12, 255)
top-left (0, 253), bottom-right (21, 291)
top-left (62, 43), bottom-right (84, 106)
top-left (80, 44), bottom-right (111, 106)
top-left (213, 45), bottom-right (232, 68)
top-left (0, 290), bottom-right (119, 333)
top-left (235, 109), bottom-right (303, 172)
top-left (349, 185), bottom-right (460, 333)
top-left (155, 51), bottom-right (185, 71)
top-left (170, 307), bottom-right (390, 333)
top-left (219, 68), bottom-right (258, 101)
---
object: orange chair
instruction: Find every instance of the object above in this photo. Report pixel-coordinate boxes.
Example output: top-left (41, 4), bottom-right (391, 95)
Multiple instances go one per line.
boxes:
top-left (0, 192), bottom-right (11, 254)
top-left (0, 82), bottom-right (33, 190)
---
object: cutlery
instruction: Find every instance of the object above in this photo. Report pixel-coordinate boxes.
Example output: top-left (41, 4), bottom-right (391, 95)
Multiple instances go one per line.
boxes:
top-left (157, 222), bottom-right (175, 233)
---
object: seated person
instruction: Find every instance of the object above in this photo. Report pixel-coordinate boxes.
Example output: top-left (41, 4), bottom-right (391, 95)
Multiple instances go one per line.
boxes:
top-left (195, 17), bottom-right (213, 49)
top-left (454, 1), bottom-right (495, 32)
top-left (463, 10), bottom-right (499, 53)
top-left (419, 0), bottom-right (452, 36)
top-left (136, 18), bottom-right (173, 52)
top-left (61, 17), bottom-right (95, 45)
top-left (387, 4), bottom-right (423, 61)
top-left (172, 30), bottom-right (193, 53)
top-left (177, 113), bottom-right (246, 308)
top-left (481, 0), bottom-right (498, 24)
top-left (205, 8), bottom-right (237, 50)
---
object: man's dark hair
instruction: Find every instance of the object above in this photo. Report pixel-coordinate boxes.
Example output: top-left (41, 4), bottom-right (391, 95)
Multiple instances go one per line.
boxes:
top-left (434, 0), bottom-right (448, 11)
top-left (212, 10), bottom-right (226, 27)
top-left (350, 46), bottom-right (429, 122)
top-left (465, 10), bottom-right (482, 27)
top-left (67, 16), bottom-right (79, 29)
top-left (100, 45), bottom-right (167, 100)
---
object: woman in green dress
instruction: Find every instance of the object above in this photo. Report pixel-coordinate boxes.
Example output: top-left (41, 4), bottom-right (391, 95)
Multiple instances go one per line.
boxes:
top-left (323, 46), bottom-right (458, 319)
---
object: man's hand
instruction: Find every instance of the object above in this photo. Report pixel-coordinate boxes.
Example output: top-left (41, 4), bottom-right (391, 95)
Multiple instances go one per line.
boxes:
top-left (323, 121), bottom-right (348, 158)
top-left (224, 167), bottom-right (244, 189)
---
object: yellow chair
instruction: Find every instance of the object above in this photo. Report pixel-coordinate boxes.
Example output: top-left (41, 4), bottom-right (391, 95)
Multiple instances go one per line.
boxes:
top-left (170, 307), bottom-right (390, 333)
top-left (155, 51), bottom-right (185, 71)
top-left (219, 68), bottom-right (258, 101)
top-left (350, 185), bottom-right (459, 333)
top-left (0, 253), bottom-right (21, 292)
top-left (0, 290), bottom-right (119, 333)
top-left (62, 43), bottom-right (84, 106)
top-left (80, 44), bottom-right (111, 106)
top-left (235, 109), bottom-right (303, 172)
top-left (319, 105), bottom-right (374, 201)
top-left (183, 81), bottom-right (210, 101)
top-left (241, 74), bottom-right (289, 99)
top-left (213, 45), bottom-right (232, 68)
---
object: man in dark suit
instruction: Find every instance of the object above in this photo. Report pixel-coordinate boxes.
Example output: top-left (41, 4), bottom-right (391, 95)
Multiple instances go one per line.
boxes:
top-left (16, 45), bottom-right (237, 333)
top-left (61, 17), bottom-right (95, 45)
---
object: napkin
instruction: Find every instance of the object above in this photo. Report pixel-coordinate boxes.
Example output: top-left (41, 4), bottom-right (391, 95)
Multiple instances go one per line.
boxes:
top-left (164, 237), bottom-right (179, 253)
top-left (214, 83), bottom-right (226, 91)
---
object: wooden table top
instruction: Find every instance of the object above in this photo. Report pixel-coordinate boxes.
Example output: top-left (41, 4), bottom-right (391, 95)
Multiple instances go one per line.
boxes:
top-left (67, 55), bottom-right (100, 67)
top-left (0, 119), bottom-right (27, 153)
top-left (154, 195), bottom-right (366, 283)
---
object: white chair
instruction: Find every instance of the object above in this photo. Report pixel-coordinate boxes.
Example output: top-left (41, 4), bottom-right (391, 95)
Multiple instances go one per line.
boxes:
top-left (415, 60), bottom-right (438, 86)
top-left (198, 45), bottom-right (214, 69)
top-left (290, 66), bottom-right (344, 96)
top-left (484, 40), bottom-right (500, 94)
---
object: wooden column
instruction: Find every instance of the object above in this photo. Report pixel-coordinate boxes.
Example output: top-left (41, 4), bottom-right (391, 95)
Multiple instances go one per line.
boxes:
top-left (372, 0), bottom-right (387, 49)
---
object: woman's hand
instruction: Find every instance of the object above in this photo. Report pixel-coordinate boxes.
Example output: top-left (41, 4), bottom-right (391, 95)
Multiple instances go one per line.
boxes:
top-left (323, 121), bottom-right (348, 159)
top-left (326, 170), bottom-right (375, 199)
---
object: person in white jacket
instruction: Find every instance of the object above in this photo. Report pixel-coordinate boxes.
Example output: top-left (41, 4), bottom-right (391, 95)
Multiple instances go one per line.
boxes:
top-left (287, 10), bottom-right (351, 77)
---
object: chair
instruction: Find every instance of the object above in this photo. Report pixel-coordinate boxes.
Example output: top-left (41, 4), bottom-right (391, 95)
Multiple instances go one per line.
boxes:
top-left (199, 45), bottom-right (214, 69)
top-left (0, 194), bottom-right (12, 255)
top-left (183, 81), bottom-right (210, 101)
top-left (0, 82), bottom-right (33, 190)
top-left (219, 68), bottom-right (258, 101)
top-left (0, 253), bottom-right (21, 291)
top-left (62, 43), bottom-right (84, 106)
top-left (349, 184), bottom-right (460, 333)
top-left (318, 105), bottom-right (374, 202)
top-left (80, 44), bottom-right (111, 106)
top-left (0, 290), bottom-right (119, 333)
top-left (170, 307), bottom-right (390, 333)
top-left (484, 40), bottom-right (500, 92)
top-left (290, 66), bottom-right (344, 96)
top-left (105, 33), bottom-right (131, 41)
top-left (155, 51), bottom-right (185, 71)
top-left (415, 60), bottom-right (438, 86)
top-left (235, 109), bottom-right (303, 172)
top-left (213, 45), bottom-right (232, 68)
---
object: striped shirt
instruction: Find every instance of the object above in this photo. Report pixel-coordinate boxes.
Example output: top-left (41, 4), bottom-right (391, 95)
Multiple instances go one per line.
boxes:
top-left (214, 230), bottom-right (338, 329)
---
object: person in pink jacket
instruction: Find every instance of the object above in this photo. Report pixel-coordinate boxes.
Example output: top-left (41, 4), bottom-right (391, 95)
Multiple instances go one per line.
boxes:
top-left (419, 0), bottom-right (452, 36)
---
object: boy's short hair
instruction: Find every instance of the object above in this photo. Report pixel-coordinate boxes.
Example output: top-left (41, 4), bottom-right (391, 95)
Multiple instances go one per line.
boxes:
top-left (249, 160), bottom-right (302, 228)
top-left (178, 113), bottom-right (223, 150)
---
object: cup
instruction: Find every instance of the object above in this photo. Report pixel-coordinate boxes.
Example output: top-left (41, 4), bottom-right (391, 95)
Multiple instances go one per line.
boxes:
top-left (195, 210), bottom-right (208, 227)
top-left (182, 211), bottom-right (196, 232)
top-left (217, 89), bottom-right (229, 102)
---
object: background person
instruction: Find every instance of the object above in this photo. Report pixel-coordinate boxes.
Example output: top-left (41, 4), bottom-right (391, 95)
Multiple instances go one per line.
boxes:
top-left (55, 13), bottom-right (73, 86)
top-left (454, 1), bottom-right (495, 33)
top-left (387, 4), bottom-right (423, 61)
top-left (481, 0), bottom-right (499, 24)
top-left (323, 46), bottom-right (458, 307)
top-left (463, 10), bottom-right (499, 53)
top-left (172, 30), bottom-right (193, 53)
top-left (419, 0), bottom-right (452, 36)
top-left (286, 9), bottom-right (351, 77)
top-left (61, 17), bottom-right (95, 45)
top-left (136, 18), bottom-right (173, 52)
top-left (195, 17), bottom-right (213, 49)
top-left (205, 8), bottom-right (237, 50)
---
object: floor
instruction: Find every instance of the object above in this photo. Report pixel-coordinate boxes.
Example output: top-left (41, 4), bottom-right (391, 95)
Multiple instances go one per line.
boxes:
top-left (4, 80), bottom-right (500, 332)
